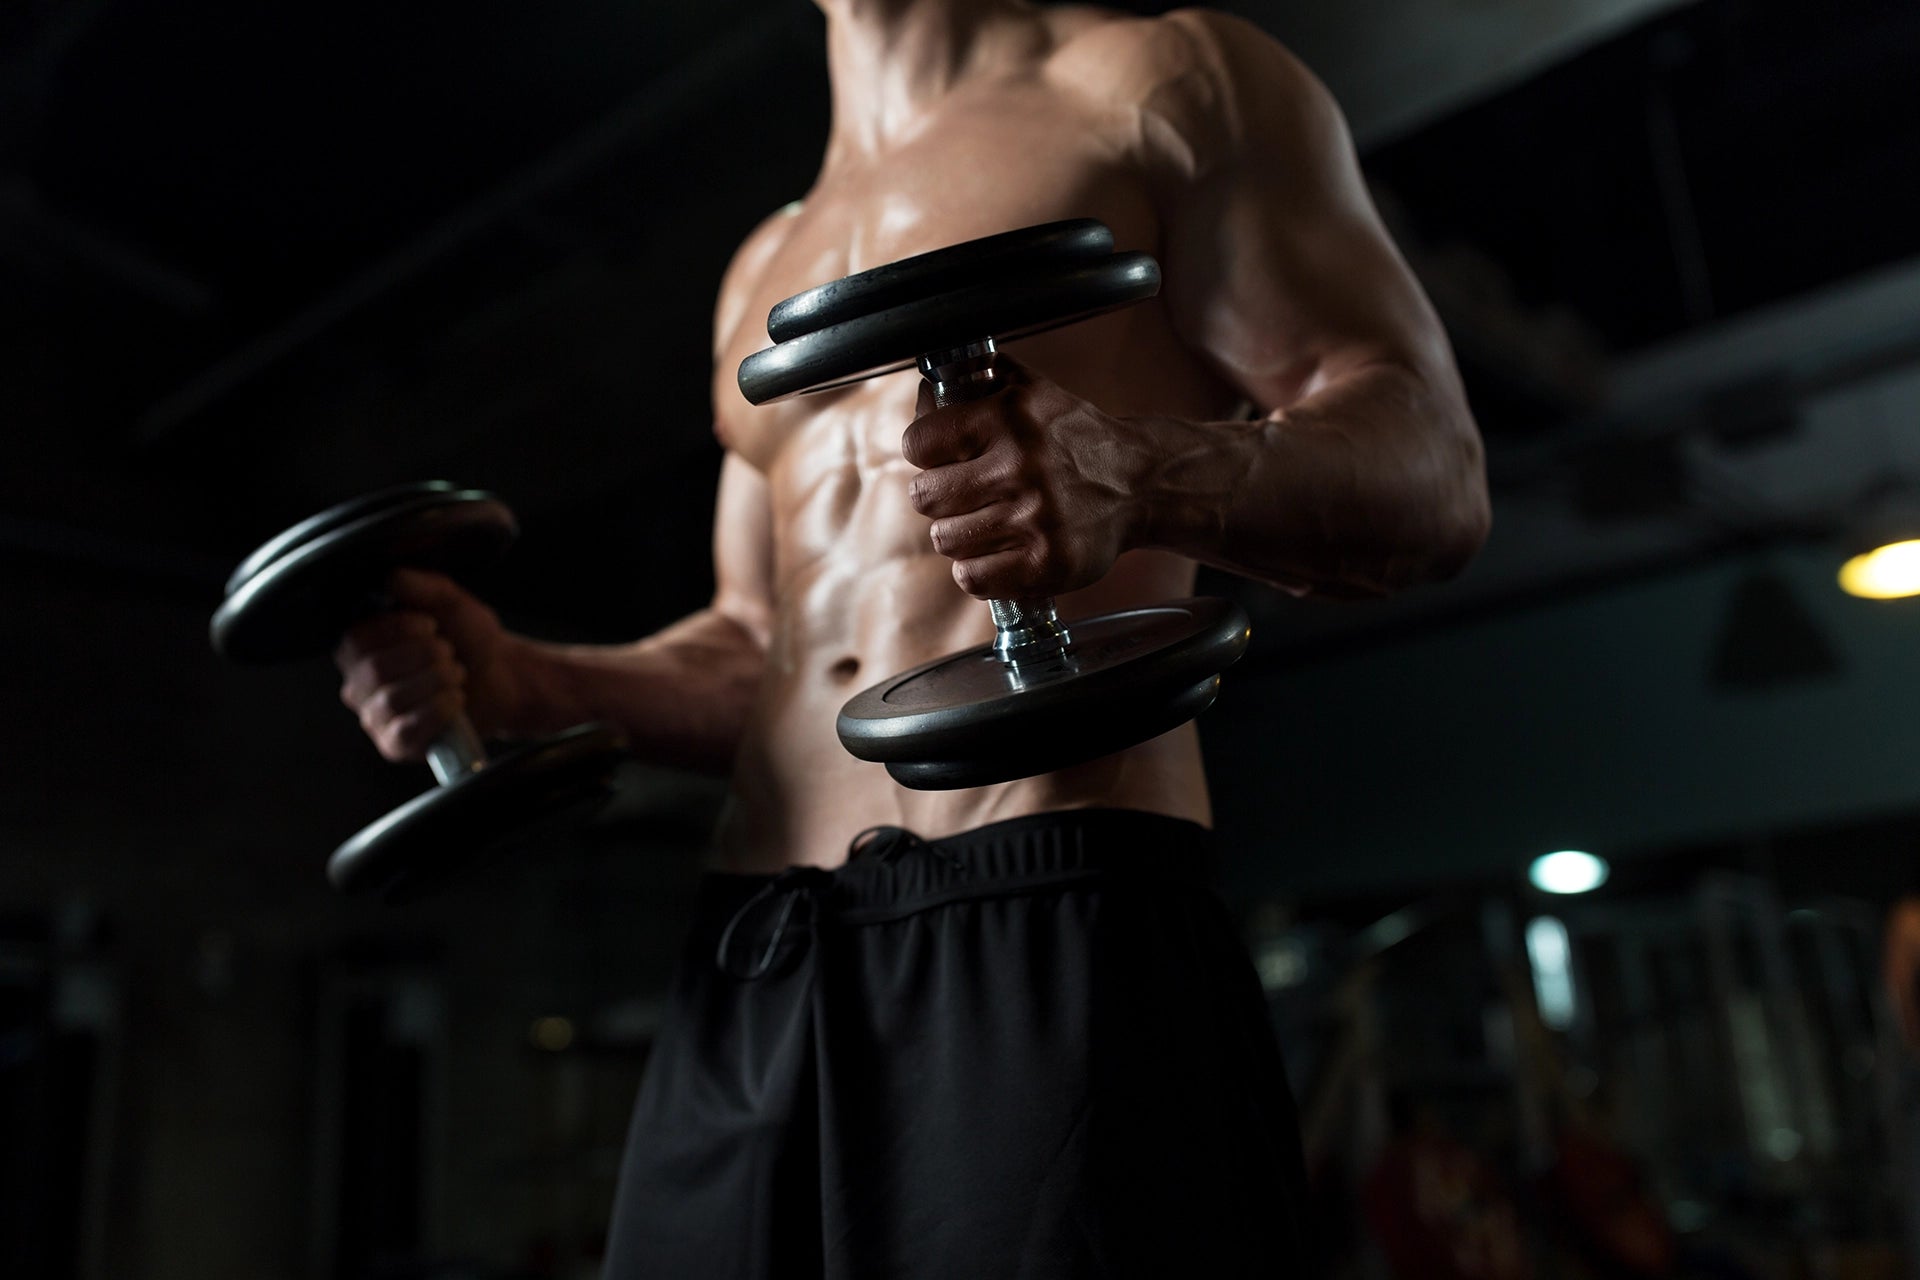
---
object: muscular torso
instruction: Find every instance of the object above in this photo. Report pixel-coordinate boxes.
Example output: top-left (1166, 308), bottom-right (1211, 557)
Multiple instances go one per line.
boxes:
top-left (710, 9), bottom-right (1247, 870)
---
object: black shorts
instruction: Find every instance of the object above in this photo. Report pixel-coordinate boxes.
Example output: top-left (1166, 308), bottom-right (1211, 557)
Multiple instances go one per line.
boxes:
top-left (604, 809), bottom-right (1312, 1278)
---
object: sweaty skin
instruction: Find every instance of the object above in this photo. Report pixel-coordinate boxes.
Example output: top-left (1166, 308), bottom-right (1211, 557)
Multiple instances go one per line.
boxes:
top-left (335, 1), bottom-right (1489, 873)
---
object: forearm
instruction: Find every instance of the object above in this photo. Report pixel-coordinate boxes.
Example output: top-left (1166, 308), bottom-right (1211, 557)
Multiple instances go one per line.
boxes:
top-left (502, 607), bottom-right (765, 775)
top-left (1129, 361), bottom-right (1489, 596)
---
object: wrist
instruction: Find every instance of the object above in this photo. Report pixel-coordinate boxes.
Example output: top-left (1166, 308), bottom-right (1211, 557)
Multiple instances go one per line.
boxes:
top-left (1113, 410), bottom-right (1196, 556)
top-left (489, 634), bottom-right (574, 738)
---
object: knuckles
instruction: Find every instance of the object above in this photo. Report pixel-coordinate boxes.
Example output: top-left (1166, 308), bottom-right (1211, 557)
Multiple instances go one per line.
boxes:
top-left (903, 396), bottom-right (1028, 469)
top-left (952, 543), bottom-right (1053, 600)
top-left (900, 413), bottom-right (969, 468)
top-left (382, 702), bottom-right (452, 761)
top-left (905, 370), bottom-right (1120, 599)
top-left (951, 559), bottom-right (990, 598)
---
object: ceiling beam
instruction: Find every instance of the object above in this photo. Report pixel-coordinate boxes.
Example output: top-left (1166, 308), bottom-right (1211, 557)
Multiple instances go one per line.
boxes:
top-left (132, 6), bottom-right (806, 446)
top-left (1495, 254), bottom-right (1920, 486)
top-left (1228, 0), bottom-right (1699, 147)
top-left (0, 177), bottom-right (215, 314)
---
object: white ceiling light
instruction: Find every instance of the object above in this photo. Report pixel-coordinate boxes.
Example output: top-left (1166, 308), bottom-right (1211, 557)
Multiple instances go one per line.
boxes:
top-left (1528, 849), bottom-right (1610, 894)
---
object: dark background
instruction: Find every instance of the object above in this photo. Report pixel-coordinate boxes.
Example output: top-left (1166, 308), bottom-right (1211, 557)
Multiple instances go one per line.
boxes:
top-left (5, 0), bottom-right (1920, 1275)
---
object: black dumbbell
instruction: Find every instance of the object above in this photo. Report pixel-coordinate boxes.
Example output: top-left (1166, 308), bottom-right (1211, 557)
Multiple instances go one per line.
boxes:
top-left (211, 482), bottom-right (628, 899)
top-left (737, 219), bottom-right (1250, 790)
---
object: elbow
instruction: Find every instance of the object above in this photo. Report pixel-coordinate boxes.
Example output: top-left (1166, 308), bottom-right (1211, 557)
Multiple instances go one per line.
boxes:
top-left (1378, 418), bottom-right (1491, 591)
top-left (1365, 360), bottom-right (1491, 590)
top-left (1426, 462), bottom-right (1491, 584)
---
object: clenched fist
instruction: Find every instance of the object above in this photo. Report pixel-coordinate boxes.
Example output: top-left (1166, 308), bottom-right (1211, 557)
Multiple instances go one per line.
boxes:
top-left (902, 358), bottom-right (1151, 601)
top-left (333, 568), bottom-right (527, 761)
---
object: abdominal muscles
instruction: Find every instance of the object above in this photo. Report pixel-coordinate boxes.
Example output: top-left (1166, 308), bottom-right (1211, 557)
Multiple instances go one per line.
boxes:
top-left (712, 373), bottom-right (1214, 872)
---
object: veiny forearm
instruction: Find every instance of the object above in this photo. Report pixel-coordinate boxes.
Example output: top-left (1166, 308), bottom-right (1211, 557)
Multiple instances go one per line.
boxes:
top-left (503, 607), bottom-right (766, 775)
top-left (1130, 361), bottom-right (1489, 596)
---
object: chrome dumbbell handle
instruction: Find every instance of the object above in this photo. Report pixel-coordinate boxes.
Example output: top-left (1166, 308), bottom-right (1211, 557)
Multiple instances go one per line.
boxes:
top-left (424, 717), bottom-right (488, 786)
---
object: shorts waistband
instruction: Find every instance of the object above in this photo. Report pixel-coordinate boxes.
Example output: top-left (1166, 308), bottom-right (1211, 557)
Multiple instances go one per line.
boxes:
top-left (835, 808), bottom-right (1211, 913)
top-left (704, 809), bottom-right (1213, 980)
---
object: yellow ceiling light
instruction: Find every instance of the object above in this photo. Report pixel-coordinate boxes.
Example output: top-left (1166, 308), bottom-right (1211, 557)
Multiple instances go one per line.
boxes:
top-left (1839, 538), bottom-right (1920, 599)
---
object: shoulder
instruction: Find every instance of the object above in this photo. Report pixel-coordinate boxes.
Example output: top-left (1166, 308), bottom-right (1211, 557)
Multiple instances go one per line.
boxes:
top-left (710, 202), bottom-right (803, 449)
top-left (1046, 9), bottom-right (1337, 182)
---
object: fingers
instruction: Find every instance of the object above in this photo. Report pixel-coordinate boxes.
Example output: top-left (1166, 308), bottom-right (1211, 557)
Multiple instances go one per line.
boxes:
top-left (371, 688), bottom-right (468, 763)
top-left (928, 499), bottom-right (1031, 562)
top-left (908, 448), bottom-right (1020, 519)
top-left (898, 404), bottom-right (998, 470)
top-left (945, 520), bottom-right (1104, 599)
top-left (347, 659), bottom-right (465, 724)
top-left (333, 572), bottom-right (476, 676)
top-left (354, 670), bottom-right (468, 763)
top-left (335, 614), bottom-right (452, 692)
top-left (335, 608), bottom-right (468, 763)
top-left (951, 544), bottom-right (1062, 601)
top-left (904, 359), bottom-right (1115, 599)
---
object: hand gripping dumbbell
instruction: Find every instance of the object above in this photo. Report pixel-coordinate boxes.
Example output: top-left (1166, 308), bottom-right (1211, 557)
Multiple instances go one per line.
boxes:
top-left (737, 219), bottom-right (1251, 789)
top-left (211, 482), bottom-right (629, 899)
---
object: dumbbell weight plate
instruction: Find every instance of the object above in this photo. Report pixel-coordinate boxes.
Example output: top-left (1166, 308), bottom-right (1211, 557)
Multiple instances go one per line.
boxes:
top-left (327, 722), bottom-right (629, 901)
top-left (836, 598), bottom-right (1251, 789)
top-left (738, 251), bottom-right (1160, 404)
top-left (766, 219), bottom-right (1117, 342)
top-left (879, 678), bottom-right (1224, 791)
top-left (213, 484), bottom-right (515, 664)
top-left (224, 481), bottom-right (469, 597)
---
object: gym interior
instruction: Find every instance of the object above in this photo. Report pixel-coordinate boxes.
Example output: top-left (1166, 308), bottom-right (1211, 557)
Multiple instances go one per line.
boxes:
top-left (6, 0), bottom-right (1920, 1275)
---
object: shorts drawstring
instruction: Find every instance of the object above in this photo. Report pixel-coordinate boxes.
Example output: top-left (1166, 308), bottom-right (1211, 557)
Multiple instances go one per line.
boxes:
top-left (715, 867), bottom-right (830, 981)
top-left (849, 825), bottom-right (968, 874)
top-left (716, 827), bottom-right (966, 980)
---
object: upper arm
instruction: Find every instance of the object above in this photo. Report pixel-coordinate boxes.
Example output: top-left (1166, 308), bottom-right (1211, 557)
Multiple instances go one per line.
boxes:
top-left (1150, 12), bottom-right (1463, 412)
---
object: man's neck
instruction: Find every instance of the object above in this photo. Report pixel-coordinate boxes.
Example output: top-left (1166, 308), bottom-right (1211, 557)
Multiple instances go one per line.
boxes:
top-left (819, 0), bottom-right (1034, 158)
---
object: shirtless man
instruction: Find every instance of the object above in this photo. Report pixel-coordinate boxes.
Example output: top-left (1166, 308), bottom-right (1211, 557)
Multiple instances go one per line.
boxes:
top-left (337, 2), bottom-right (1488, 1273)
